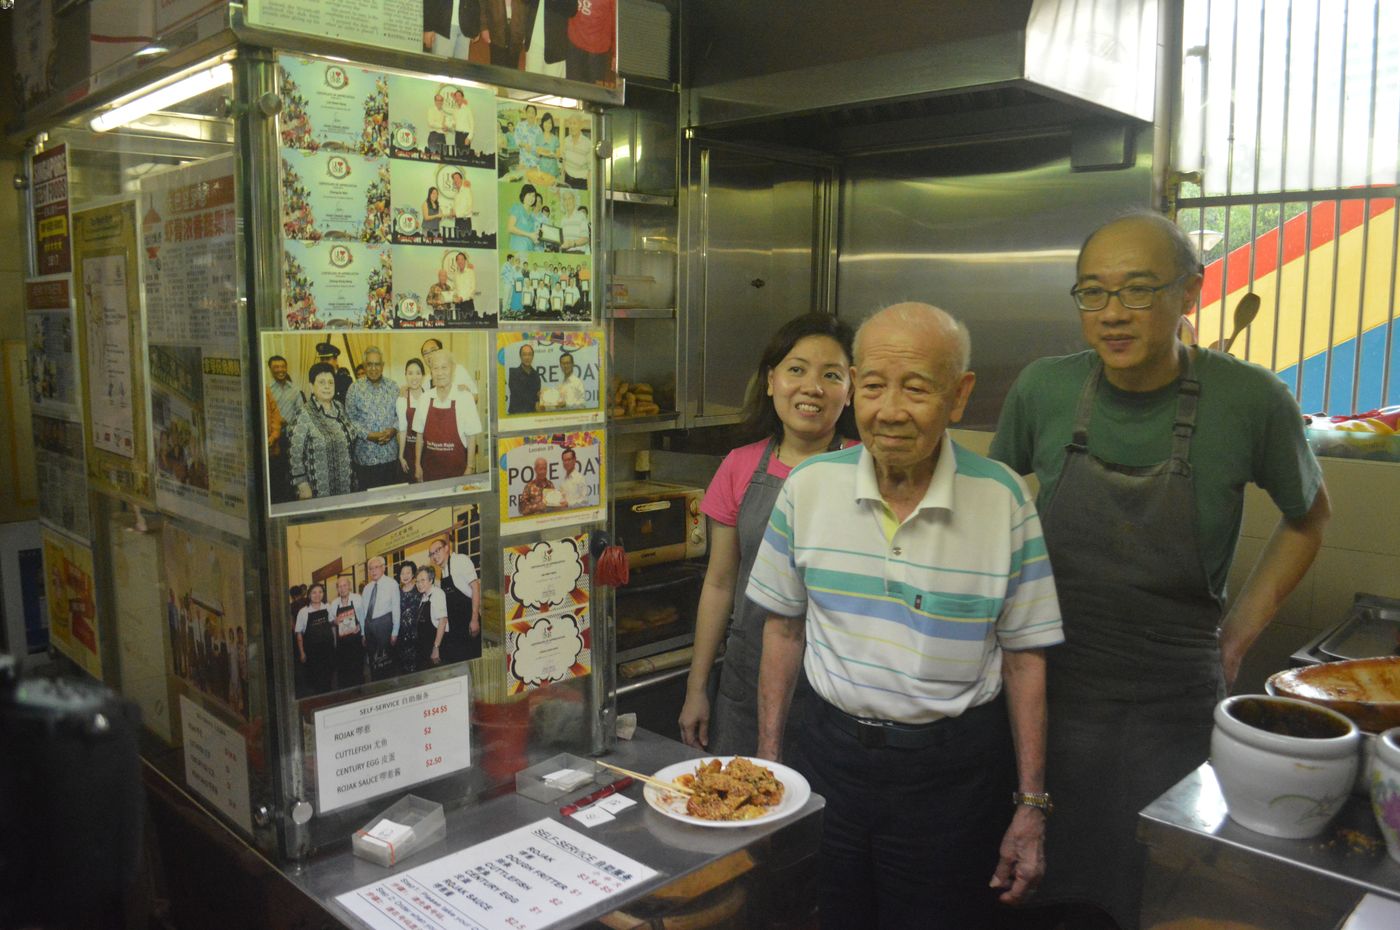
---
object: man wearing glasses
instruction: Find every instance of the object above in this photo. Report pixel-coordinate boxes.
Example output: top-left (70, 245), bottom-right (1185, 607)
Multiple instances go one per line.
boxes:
top-left (990, 211), bottom-right (1330, 928)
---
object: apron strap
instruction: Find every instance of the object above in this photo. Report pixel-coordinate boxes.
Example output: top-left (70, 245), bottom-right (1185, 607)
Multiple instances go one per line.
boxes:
top-left (1169, 346), bottom-right (1201, 471)
top-left (756, 436), bottom-right (780, 472)
top-left (1068, 346), bottom-right (1201, 467)
top-left (1068, 363), bottom-right (1103, 450)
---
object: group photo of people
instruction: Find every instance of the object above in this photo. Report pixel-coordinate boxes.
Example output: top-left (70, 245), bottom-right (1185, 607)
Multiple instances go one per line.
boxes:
top-left (162, 525), bottom-right (250, 721)
top-left (423, 0), bottom-right (616, 86)
top-left (167, 589), bottom-right (250, 718)
top-left (499, 253), bottom-right (591, 322)
top-left (286, 506), bottom-right (482, 699)
top-left (263, 331), bottom-right (491, 515)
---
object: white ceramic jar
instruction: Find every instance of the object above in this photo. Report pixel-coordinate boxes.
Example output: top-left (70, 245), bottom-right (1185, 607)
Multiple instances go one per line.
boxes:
top-left (1212, 694), bottom-right (1360, 839)
top-left (1369, 726), bottom-right (1400, 863)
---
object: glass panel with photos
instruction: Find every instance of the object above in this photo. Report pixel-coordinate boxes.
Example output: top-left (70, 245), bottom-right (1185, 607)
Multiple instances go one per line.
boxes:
top-left (26, 57), bottom-right (278, 848)
top-left (265, 50), bottom-right (607, 835)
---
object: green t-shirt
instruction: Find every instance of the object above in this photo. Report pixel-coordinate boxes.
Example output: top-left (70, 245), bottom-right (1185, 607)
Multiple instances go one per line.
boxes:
top-left (988, 348), bottom-right (1323, 596)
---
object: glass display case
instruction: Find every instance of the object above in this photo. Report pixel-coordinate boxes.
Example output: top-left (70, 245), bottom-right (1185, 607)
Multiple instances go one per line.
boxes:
top-left (15, 4), bottom-right (621, 863)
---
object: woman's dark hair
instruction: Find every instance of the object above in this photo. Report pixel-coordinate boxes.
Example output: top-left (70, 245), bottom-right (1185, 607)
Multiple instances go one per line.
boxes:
top-left (308, 361), bottom-right (337, 385)
top-left (737, 312), bottom-right (856, 444)
top-left (396, 560), bottom-right (416, 581)
top-left (426, 186), bottom-right (439, 205)
top-left (405, 357), bottom-right (425, 376)
top-left (519, 184), bottom-right (537, 204)
top-left (541, 113), bottom-right (556, 133)
top-left (307, 582), bottom-right (326, 601)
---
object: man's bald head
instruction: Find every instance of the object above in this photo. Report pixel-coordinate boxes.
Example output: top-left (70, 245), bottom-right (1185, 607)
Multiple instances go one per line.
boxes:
top-left (855, 302), bottom-right (971, 383)
top-left (1079, 211), bottom-right (1203, 280)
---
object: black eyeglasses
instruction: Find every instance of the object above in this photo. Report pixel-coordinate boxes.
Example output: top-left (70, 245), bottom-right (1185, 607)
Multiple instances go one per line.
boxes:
top-left (1070, 273), bottom-right (1190, 312)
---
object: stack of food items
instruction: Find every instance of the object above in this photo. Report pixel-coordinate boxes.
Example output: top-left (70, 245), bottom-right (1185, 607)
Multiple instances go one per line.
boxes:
top-left (675, 757), bottom-right (785, 821)
top-left (611, 378), bottom-right (661, 418)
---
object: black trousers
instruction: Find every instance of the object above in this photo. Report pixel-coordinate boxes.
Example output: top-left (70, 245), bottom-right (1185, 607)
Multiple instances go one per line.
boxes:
top-left (788, 695), bottom-right (1016, 930)
top-left (355, 459), bottom-right (401, 491)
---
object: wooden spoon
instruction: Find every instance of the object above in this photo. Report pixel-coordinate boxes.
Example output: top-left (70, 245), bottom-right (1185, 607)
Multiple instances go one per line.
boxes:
top-left (1211, 292), bottom-right (1261, 353)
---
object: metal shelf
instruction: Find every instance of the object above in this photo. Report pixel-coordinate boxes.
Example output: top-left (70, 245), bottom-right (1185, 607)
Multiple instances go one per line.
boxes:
top-left (609, 412), bottom-right (681, 434)
top-left (605, 307), bottom-right (676, 320)
top-left (606, 190), bottom-right (676, 206)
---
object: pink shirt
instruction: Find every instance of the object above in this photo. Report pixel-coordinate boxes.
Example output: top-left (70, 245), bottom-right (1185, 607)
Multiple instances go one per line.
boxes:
top-left (701, 437), bottom-right (858, 527)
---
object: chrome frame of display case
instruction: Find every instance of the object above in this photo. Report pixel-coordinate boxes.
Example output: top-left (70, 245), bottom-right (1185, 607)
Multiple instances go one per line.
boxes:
top-left (14, 8), bottom-right (618, 861)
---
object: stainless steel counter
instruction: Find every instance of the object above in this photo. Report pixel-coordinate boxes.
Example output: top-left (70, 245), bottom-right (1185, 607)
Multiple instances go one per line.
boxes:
top-left (1138, 763), bottom-right (1400, 929)
top-left (285, 728), bottom-right (824, 929)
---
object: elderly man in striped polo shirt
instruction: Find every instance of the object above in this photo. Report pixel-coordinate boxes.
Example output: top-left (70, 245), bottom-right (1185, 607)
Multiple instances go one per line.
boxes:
top-left (750, 303), bottom-right (1064, 930)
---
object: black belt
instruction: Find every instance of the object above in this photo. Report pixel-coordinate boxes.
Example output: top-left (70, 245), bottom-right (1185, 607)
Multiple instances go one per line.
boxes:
top-left (817, 700), bottom-right (951, 750)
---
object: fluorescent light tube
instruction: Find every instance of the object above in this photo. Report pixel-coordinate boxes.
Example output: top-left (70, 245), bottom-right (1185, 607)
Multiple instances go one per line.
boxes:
top-left (90, 63), bottom-right (233, 133)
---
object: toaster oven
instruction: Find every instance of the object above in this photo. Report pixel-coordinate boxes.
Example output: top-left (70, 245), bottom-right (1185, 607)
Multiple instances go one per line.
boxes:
top-left (612, 480), bottom-right (707, 570)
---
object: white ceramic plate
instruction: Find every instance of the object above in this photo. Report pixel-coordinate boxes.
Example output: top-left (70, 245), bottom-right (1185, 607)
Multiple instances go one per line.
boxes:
top-left (642, 756), bottom-right (811, 829)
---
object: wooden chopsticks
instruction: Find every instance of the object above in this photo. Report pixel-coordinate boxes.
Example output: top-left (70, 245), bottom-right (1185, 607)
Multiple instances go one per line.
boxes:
top-left (595, 759), bottom-right (694, 796)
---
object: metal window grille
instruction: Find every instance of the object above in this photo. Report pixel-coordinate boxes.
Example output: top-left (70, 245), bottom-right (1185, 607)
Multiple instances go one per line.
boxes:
top-left (1173, 0), bottom-right (1400, 416)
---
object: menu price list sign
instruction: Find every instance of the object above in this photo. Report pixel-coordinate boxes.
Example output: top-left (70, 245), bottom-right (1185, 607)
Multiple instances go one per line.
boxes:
top-left (314, 677), bottom-right (472, 815)
top-left (336, 819), bottom-right (658, 930)
top-left (180, 695), bottom-right (253, 833)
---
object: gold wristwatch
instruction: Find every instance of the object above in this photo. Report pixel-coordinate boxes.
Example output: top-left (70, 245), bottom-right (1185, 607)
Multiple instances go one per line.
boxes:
top-left (1012, 791), bottom-right (1054, 814)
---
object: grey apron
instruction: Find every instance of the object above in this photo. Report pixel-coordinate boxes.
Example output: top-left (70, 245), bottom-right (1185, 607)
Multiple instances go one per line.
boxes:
top-left (710, 437), bottom-right (823, 756)
top-left (1038, 347), bottom-right (1223, 930)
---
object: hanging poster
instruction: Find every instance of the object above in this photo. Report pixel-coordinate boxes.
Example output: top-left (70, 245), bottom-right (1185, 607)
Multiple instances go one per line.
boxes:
top-left (33, 415), bottom-right (91, 542)
top-left (252, 0), bottom-right (421, 54)
top-left (141, 157), bottom-right (249, 535)
top-left (282, 239), bottom-right (394, 329)
top-left (281, 150), bottom-right (391, 243)
top-left (180, 695), bottom-right (254, 833)
top-left (503, 534), bottom-right (591, 693)
top-left (32, 144), bottom-right (71, 276)
top-left (389, 159), bottom-right (496, 250)
top-left (284, 503), bottom-right (481, 699)
top-left (263, 331), bottom-right (491, 516)
top-left (72, 200), bottom-right (152, 507)
top-left (389, 244), bottom-right (498, 329)
top-left (112, 518), bottom-right (173, 744)
top-left (24, 277), bottom-right (80, 422)
top-left (498, 430), bottom-right (605, 534)
top-left (277, 55), bottom-right (390, 156)
top-left (386, 75), bottom-right (495, 170)
top-left (41, 527), bottom-right (102, 680)
top-left (139, 157), bottom-right (240, 344)
top-left (161, 522), bottom-right (251, 719)
top-left (496, 329), bottom-right (605, 429)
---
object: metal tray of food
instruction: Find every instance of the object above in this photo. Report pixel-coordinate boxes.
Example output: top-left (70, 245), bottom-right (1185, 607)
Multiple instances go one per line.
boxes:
top-left (1318, 594), bottom-right (1400, 661)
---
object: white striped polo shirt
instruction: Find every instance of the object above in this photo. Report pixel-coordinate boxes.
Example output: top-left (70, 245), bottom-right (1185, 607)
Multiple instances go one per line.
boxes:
top-left (746, 435), bottom-right (1063, 722)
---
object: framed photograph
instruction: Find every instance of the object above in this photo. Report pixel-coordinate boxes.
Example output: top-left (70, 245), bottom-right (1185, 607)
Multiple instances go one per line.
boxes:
top-left (496, 330), bottom-right (605, 429)
top-left (262, 331), bottom-right (490, 517)
top-left (284, 503), bottom-right (481, 699)
top-left (498, 430), bottom-right (605, 534)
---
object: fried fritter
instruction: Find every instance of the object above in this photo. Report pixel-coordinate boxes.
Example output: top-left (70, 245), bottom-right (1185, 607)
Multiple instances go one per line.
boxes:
top-left (678, 757), bottom-right (785, 821)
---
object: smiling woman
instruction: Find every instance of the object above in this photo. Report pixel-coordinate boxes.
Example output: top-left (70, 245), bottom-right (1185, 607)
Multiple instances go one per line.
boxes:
top-left (678, 313), bottom-right (856, 758)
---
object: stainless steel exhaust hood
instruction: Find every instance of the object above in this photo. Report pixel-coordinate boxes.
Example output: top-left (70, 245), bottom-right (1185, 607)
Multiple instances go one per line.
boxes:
top-left (685, 0), bottom-right (1159, 131)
